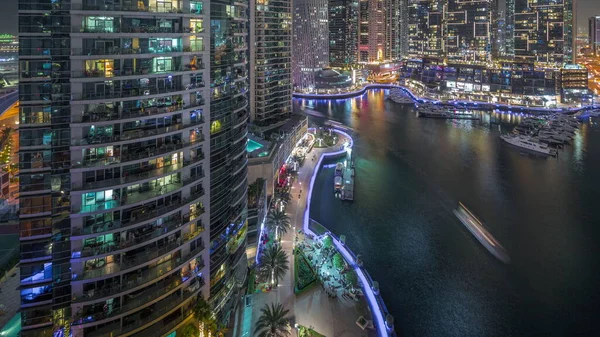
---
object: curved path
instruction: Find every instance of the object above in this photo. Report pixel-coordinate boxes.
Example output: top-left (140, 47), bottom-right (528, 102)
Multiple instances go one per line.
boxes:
top-left (302, 129), bottom-right (394, 337)
top-left (293, 83), bottom-right (600, 115)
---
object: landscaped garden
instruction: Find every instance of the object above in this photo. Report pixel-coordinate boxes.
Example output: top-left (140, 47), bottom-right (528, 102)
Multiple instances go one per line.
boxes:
top-left (313, 128), bottom-right (337, 148)
top-left (294, 251), bottom-right (317, 293)
top-left (297, 325), bottom-right (326, 337)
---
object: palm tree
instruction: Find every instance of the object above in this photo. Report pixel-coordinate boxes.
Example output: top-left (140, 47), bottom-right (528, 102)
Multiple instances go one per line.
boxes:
top-left (193, 297), bottom-right (212, 336)
top-left (265, 209), bottom-right (291, 240)
top-left (259, 245), bottom-right (289, 286)
top-left (274, 189), bottom-right (291, 208)
top-left (254, 303), bottom-right (291, 337)
top-left (210, 319), bottom-right (228, 337)
top-left (182, 323), bottom-right (199, 337)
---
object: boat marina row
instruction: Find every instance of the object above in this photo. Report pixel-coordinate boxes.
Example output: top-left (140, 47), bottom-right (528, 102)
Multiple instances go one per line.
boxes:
top-left (500, 114), bottom-right (580, 156)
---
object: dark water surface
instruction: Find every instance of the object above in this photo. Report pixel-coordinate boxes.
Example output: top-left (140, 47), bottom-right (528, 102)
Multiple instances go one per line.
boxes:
top-left (296, 90), bottom-right (600, 337)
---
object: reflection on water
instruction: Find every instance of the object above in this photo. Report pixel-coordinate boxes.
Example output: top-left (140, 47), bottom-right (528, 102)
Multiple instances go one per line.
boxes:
top-left (298, 90), bottom-right (600, 337)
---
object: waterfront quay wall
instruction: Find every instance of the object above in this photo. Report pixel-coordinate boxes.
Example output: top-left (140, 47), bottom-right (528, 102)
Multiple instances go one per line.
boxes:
top-left (303, 129), bottom-right (397, 337)
top-left (293, 84), bottom-right (599, 115)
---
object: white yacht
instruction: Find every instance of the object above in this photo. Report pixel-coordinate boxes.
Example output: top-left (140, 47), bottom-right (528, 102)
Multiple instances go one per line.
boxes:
top-left (500, 134), bottom-right (557, 156)
top-left (388, 88), bottom-right (414, 104)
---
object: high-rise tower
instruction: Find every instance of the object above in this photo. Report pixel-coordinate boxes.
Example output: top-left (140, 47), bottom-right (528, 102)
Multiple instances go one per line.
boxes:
top-left (514, 0), bottom-right (576, 64)
top-left (328, 0), bottom-right (359, 67)
top-left (207, 0), bottom-right (249, 322)
top-left (292, 0), bottom-right (329, 89)
top-left (408, 0), bottom-right (444, 58)
top-left (445, 0), bottom-right (494, 62)
top-left (17, 0), bottom-right (248, 335)
top-left (249, 0), bottom-right (292, 127)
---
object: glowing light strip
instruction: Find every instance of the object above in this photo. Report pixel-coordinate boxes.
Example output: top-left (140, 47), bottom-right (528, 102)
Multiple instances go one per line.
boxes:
top-left (293, 83), bottom-right (599, 114)
top-left (303, 129), bottom-right (392, 337)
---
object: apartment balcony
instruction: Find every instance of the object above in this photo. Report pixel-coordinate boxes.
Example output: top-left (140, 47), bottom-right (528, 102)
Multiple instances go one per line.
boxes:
top-left (232, 99), bottom-right (248, 112)
top-left (71, 137), bottom-right (205, 169)
top-left (72, 155), bottom-right (204, 192)
top-left (130, 307), bottom-right (194, 337)
top-left (74, 182), bottom-right (184, 214)
top-left (75, 101), bottom-right (205, 124)
top-left (74, 26), bottom-right (189, 35)
top-left (83, 278), bottom-right (204, 336)
top-left (75, 273), bottom-right (184, 322)
top-left (71, 65), bottom-right (205, 80)
top-left (76, 234), bottom-right (197, 281)
top-left (70, 3), bottom-right (203, 15)
top-left (233, 43), bottom-right (248, 51)
top-left (71, 117), bottom-right (205, 147)
top-left (72, 82), bottom-right (205, 102)
top-left (74, 249), bottom-right (203, 304)
top-left (71, 46), bottom-right (205, 58)
top-left (72, 188), bottom-right (205, 240)
top-left (78, 221), bottom-right (185, 259)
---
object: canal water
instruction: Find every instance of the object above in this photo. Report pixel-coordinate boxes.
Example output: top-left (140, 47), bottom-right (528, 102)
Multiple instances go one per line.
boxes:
top-left (296, 89), bottom-right (600, 337)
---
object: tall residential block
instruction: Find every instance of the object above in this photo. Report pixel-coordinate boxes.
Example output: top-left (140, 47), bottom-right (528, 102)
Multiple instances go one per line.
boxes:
top-left (208, 0), bottom-right (250, 321)
top-left (589, 16), bottom-right (600, 56)
top-left (249, 0), bottom-right (292, 127)
top-left (357, 0), bottom-right (403, 63)
top-left (408, 0), bottom-right (444, 58)
top-left (17, 0), bottom-right (248, 336)
top-left (328, 0), bottom-right (359, 67)
top-left (292, 0), bottom-right (329, 89)
top-left (398, 0), bottom-right (409, 58)
top-left (514, 0), bottom-right (576, 64)
top-left (445, 0), bottom-right (494, 62)
top-left (505, 0), bottom-right (515, 58)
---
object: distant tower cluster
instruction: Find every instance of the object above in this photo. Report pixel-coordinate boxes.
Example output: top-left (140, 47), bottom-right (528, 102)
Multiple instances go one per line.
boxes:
top-left (404, 0), bottom-right (576, 65)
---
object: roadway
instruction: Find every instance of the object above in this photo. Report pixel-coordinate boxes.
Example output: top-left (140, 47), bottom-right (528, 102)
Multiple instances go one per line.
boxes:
top-left (0, 102), bottom-right (19, 201)
top-left (580, 56), bottom-right (600, 96)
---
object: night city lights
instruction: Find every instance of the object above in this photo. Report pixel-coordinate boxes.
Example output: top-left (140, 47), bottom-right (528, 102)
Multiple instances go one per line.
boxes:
top-left (2, 1), bottom-right (600, 337)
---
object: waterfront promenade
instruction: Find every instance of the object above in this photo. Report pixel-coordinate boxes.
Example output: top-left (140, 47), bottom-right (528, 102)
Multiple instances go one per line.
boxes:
top-left (239, 128), bottom-right (394, 337)
top-left (293, 83), bottom-right (600, 115)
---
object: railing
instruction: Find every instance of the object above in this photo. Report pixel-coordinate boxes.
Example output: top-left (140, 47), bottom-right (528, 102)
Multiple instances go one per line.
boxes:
top-left (76, 102), bottom-right (204, 123)
top-left (73, 158), bottom-right (204, 192)
top-left (71, 46), bottom-right (184, 57)
top-left (70, 65), bottom-right (204, 79)
top-left (72, 84), bottom-right (203, 101)
top-left (79, 221), bottom-right (183, 258)
top-left (85, 278), bottom-right (203, 337)
top-left (76, 236), bottom-right (205, 282)
top-left (73, 119), bottom-right (204, 147)
top-left (70, 3), bottom-right (203, 15)
top-left (72, 138), bottom-right (204, 169)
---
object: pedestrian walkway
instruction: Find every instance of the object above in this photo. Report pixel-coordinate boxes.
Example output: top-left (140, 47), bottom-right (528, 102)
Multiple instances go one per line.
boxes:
top-left (241, 130), bottom-right (374, 337)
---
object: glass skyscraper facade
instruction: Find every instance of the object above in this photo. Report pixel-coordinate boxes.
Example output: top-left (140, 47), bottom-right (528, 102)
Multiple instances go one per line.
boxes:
top-left (408, 0), bottom-right (444, 58)
top-left (445, 0), bottom-right (494, 62)
top-left (292, 0), bottom-right (329, 89)
top-left (249, 0), bottom-right (292, 126)
top-left (207, 0), bottom-right (249, 321)
top-left (17, 0), bottom-right (248, 335)
top-left (328, 0), bottom-right (359, 67)
top-left (514, 0), bottom-right (575, 64)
